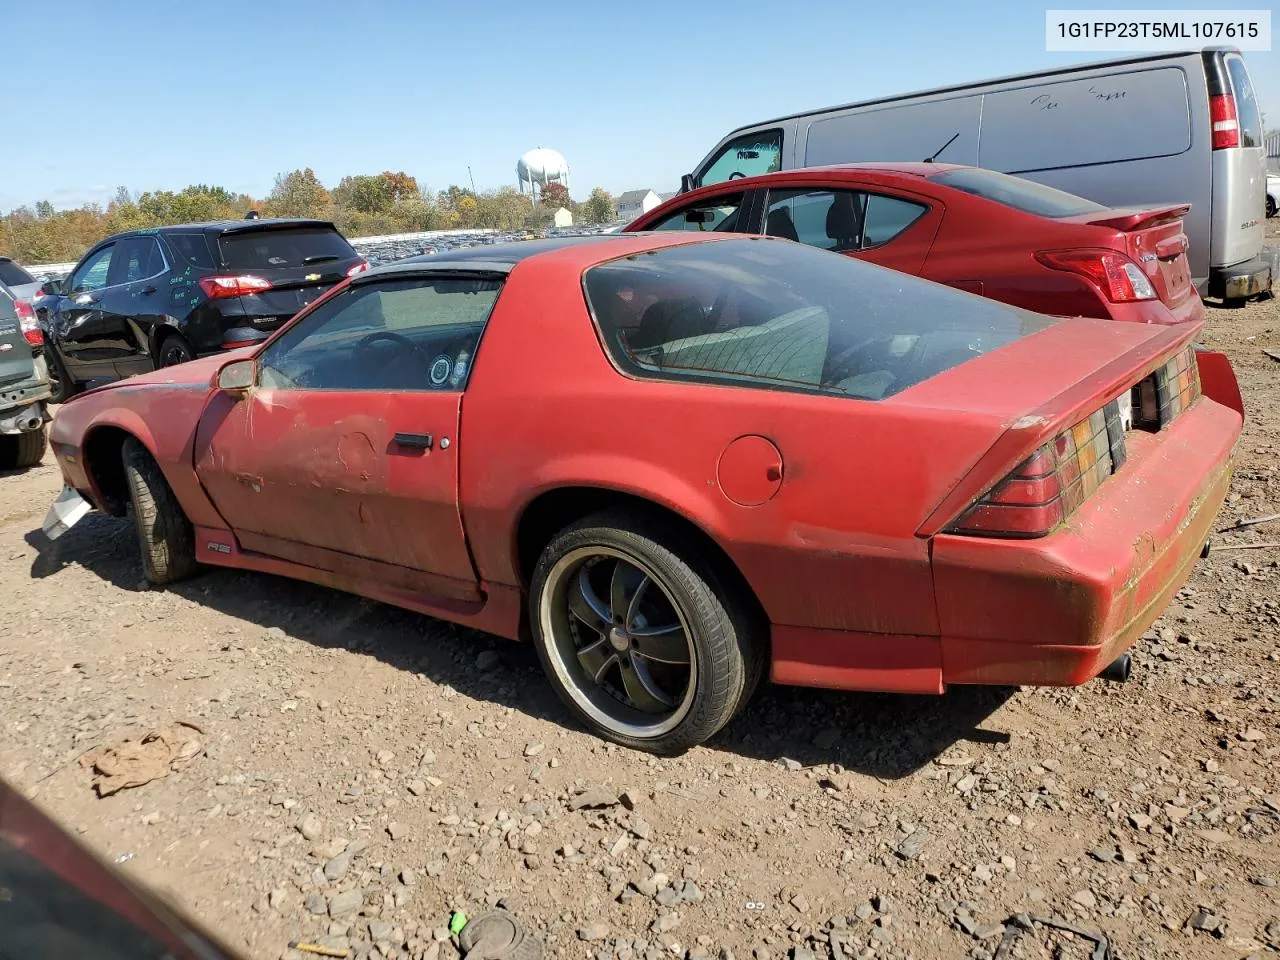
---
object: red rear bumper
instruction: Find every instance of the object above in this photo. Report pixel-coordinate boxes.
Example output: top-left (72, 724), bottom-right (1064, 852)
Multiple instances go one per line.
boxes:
top-left (931, 397), bottom-right (1239, 686)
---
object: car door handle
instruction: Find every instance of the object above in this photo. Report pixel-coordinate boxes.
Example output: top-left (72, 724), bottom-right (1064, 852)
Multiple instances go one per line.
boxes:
top-left (139, 285), bottom-right (157, 295)
top-left (393, 432), bottom-right (433, 450)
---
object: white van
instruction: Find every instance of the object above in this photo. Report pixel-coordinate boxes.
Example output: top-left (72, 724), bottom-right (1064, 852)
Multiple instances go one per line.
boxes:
top-left (683, 48), bottom-right (1269, 300)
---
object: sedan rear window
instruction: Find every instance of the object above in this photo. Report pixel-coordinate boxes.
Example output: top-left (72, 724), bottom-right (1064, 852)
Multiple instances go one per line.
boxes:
top-left (218, 227), bottom-right (358, 271)
top-left (931, 168), bottom-right (1106, 218)
top-left (584, 238), bottom-right (1056, 400)
top-left (0, 260), bottom-right (35, 287)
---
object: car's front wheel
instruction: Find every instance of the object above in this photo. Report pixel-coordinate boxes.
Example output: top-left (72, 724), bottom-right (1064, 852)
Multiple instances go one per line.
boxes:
top-left (530, 511), bottom-right (763, 753)
top-left (121, 437), bottom-right (197, 585)
top-left (44, 347), bottom-right (79, 404)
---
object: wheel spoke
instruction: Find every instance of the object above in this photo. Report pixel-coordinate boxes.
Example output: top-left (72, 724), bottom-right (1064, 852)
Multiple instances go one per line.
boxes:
top-left (625, 575), bottom-right (651, 630)
top-left (570, 567), bottom-right (611, 635)
top-left (576, 638), bottom-right (617, 683)
top-left (619, 656), bottom-right (677, 713)
top-left (610, 561), bottom-right (645, 624)
top-left (632, 627), bottom-right (691, 665)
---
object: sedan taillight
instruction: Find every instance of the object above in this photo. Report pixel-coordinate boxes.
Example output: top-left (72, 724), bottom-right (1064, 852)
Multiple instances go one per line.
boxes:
top-left (198, 275), bottom-right (273, 299)
top-left (1034, 248), bottom-right (1157, 303)
top-left (14, 299), bottom-right (42, 346)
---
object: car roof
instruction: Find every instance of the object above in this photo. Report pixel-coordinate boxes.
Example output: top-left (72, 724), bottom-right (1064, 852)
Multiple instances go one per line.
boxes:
top-left (110, 218), bottom-right (340, 240)
top-left (360, 234), bottom-right (709, 281)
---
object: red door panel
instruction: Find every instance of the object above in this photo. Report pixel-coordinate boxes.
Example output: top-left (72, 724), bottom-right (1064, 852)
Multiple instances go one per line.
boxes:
top-left (193, 388), bottom-right (478, 601)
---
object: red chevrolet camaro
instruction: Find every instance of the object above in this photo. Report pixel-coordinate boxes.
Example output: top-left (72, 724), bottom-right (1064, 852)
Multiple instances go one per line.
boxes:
top-left (627, 164), bottom-right (1245, 415)
top-left (43, 234), bottom-right (1241, 752)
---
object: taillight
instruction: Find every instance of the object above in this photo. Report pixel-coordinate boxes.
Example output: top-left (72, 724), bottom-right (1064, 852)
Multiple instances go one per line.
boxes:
top-left (950, 403), bottom-right (1128, 538)
top-left (1035, 248), bottom-right (1157, 303)
top-left (198, 275), bottom-right (272, 299)
top-left (14, 299), bottom-right (42, 346)
top-left (346, 260), bottom-right (370, 277)
top-left (1209, 94), bottom-right (1240, 150)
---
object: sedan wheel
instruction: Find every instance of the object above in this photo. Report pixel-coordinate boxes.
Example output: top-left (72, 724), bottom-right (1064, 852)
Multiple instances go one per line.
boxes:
top-left (531, 512), bottom-right (763, 753)
top-left (1268, 196), bottom-right (1276, 219)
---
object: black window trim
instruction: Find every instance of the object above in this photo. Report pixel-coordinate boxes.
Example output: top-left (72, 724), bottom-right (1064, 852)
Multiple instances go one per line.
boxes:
top-left (68, 242), bottom-right (117, 293)
top-left (108, 234), bottom-right (170, 287)
top-left (760, 185), bottom-right (932, 252)
top-left (695, 127), bottom-right (786, 189)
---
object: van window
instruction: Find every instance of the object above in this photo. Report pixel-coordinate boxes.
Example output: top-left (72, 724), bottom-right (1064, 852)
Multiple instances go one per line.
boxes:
top-left (979, 68), bottom-right (1191, 172)
top-left (1225, 55), bottom-right (1262, 148)
top-left (805, 96), bottom-right (982, 168)
top-left (931, 168), bottom-right (1106, 218)
top-left (697, 131), bottom-right (782, 188)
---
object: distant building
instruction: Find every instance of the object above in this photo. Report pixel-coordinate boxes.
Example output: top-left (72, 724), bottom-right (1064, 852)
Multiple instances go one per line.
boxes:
top-left (553, 207), bottom-right (573, 227)
top-left (615, 189), bottom-right (663, 222)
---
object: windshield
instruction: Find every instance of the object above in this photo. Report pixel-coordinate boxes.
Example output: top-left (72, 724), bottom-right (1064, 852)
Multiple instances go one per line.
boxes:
top-left (0, 260), bottom-right (35, 287)
top-left (217, 227), bottom-right (358, 271)
top-left (931, 168), bottom-right (1107, 218)
top-left (584, 238), bottom-right (1056, 400)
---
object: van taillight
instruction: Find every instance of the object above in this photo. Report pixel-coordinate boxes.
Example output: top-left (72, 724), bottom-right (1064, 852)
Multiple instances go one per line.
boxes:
top-left (949, 403), bottom-right (1127, 538)
top-left (1034, 248), bottom-right (1157, 303)
top-left (14, 299), bottom-right (42, 346)
top-left (1210, 94), bottom-right (1240, 149)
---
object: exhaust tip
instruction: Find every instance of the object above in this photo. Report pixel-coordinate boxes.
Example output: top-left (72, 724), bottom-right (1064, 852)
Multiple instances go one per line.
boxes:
top-left (1098, 653), bottom-right (1132, 684)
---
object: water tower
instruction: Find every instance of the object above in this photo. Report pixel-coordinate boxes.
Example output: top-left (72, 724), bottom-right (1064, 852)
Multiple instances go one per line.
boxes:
top-left (517, 147), bottom-right (569, 205)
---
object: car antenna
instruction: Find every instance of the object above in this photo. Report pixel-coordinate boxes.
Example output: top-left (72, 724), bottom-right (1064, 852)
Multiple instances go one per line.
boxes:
top-left (923, 132), bottom-right (960, 163)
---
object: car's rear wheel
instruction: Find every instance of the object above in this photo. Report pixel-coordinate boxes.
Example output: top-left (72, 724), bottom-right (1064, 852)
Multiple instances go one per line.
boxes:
top-left (45, 347), bottom-right (79, 404)
top-left (1267, 195), bottom-right (1276, 219)
top-left (0, 427), bottom-right (47, 470)
top-left (157, 333), bottom-right (194, 368)
top-left (121, 437), bottom-right (197, 585)
top-left (530, 511), bottom-right (763, 753)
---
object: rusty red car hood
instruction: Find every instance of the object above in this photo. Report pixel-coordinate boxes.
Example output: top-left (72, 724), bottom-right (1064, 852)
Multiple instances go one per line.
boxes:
top-left (66, 349), bottom-right (253, 403)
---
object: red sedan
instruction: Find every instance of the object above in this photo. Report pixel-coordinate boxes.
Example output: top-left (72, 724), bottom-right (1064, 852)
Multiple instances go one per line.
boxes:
top-left (43, 234), bottom-right (1240, 753)
top-left (628, 164), bottom-right (1244, 415)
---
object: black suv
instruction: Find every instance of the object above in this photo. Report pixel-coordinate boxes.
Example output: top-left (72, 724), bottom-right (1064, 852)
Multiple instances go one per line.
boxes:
top-left (38, 218), bottom-right (366, 401)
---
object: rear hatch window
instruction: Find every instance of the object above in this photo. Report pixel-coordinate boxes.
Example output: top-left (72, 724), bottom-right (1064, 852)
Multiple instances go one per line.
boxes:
top-left (0, 261), bottom-right (35, 287)
top-left (931, 168), bottom-right (1107, 218)
top-left (216, 226), bottom-right (363, 328)
top-left (584, 237), bottom-right (1056, 401)
top-left (218, 227), bottom-right (358, 272)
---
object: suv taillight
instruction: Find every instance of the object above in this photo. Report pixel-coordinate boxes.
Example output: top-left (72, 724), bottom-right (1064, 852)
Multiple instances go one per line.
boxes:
top-left (198, 275), bottom-right (272, 299)
top-left (950, 346), bottom-right (1200, 538)
top-left (346, 260), bottom-right (370, 277)
top-left (1034, 248), bottom-right (1157, 303)
top-left (1210, 94), bottom-right (1240, 150)
top-left (14, 299), bottom-right (42, 346)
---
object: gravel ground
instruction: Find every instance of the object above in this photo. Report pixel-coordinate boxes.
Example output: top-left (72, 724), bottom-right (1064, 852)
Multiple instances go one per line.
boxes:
top-left (2, 247), bottom-right (1279, 960)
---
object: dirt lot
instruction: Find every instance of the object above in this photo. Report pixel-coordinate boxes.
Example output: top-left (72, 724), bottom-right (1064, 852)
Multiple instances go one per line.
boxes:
top-left (2, 266), bottom-right (1279, 960)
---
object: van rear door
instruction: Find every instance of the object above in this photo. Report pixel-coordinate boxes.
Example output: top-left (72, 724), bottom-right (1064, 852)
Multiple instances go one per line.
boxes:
top-left (1207, 51), bottom-right (1266, 269)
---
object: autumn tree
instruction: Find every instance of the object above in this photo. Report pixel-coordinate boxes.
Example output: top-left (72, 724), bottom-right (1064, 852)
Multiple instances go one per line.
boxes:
top-left (581, 188), bottom-right (615, 224)
top-left (265, 168), bottom-right (332, 219)
top-left (540, 182), bottom-right (570, 208)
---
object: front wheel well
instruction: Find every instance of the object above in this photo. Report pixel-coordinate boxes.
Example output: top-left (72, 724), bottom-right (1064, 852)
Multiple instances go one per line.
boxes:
top-left (514, 486), bottom-right (769, 635)
top-left (82, 426), bottom-right (136, 516)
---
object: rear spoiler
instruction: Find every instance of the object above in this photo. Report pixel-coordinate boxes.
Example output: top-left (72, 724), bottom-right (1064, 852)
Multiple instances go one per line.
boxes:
top-left (1077, 204), bottom-right (1191, 233)
top-left (218, 219), bottom-right (338, 235)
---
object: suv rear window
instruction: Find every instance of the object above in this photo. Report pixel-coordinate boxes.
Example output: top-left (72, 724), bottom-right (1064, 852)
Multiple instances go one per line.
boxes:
top-left (584, 238), bottom-right (1055, 400)
top-left (931, 168), bottom-right (1106, 218)
top-left (0, 260), bottom-right (35, 287)
top-left (217, 227), bottom-right (358, 271)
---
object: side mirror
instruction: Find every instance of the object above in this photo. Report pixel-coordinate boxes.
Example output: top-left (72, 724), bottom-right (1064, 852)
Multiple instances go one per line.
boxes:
top-left (216, 358), bottom-right (255, 395)
top-left (680, 173), bottom-right (696, 194)
top-left (39, 279), bottom-right (64, 297)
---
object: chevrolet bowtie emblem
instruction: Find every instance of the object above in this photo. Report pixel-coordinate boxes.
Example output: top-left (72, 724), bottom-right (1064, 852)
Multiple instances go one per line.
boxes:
top-left (305, 273), bottom-right (321, 282)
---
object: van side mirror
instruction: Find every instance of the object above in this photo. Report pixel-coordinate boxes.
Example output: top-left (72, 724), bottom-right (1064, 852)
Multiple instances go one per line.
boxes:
top-left (216, 358), bottom-right (255, 395)
top-left (680, 174), bottom-right (696, 194)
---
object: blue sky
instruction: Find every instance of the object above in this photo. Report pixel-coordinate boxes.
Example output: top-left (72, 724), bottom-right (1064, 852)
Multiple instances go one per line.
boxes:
top-left (6, 0), bottom-right (1276, 212)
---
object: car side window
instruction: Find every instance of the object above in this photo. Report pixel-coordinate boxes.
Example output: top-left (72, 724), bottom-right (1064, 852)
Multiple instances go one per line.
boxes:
top-left (69, 245), bottom-right (114, 293)
top-left (648, 194), bottom-right (744, 233)
top-left (108, 237), bottom-right (166, 286)
top-left (258, 276), bottom-right (503, 392)
top-left (763, 189), bottom-right (865, 252)
top-left (862, 195), bottom-right (927, 247)
top-left (697, 130), bottom-right (783, 188)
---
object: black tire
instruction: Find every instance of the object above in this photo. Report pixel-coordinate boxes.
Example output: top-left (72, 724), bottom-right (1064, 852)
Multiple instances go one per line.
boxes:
top-left (156, 332), bottom-right (194, 368)
top-left (1268, 195), bottom-right (1276, 219)
top-left (0, 427), bottom-right (47, 470)
top-left (44, 347), bottom-right (79, 404)
top-left (529, 510), bottom-right (764, 754)
top-left (121, 437), bottom-right (197, 585)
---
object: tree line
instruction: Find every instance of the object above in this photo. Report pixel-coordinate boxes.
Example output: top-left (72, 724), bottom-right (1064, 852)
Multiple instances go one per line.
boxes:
top-left (0, 170), bottom-right (619, 265)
